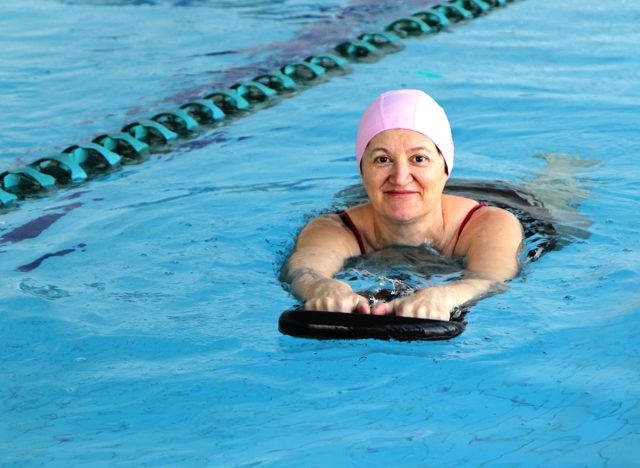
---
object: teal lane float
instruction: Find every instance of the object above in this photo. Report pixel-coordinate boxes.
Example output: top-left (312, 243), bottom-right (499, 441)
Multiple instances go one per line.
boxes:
top-left (0, 0), bottom-right (520, 210)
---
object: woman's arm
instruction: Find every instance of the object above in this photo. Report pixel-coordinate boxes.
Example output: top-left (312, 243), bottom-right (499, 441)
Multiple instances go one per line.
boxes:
top-left (286, 214), bottom-right (371, 313)
top-left (459, 206), bottom-right (523, 281)
top-left (372, 206), bottom-right (523, 320)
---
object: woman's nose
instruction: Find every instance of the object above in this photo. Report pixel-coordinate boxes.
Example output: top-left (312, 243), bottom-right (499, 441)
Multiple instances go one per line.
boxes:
top-left (390, 161), bottom-right (412, 185)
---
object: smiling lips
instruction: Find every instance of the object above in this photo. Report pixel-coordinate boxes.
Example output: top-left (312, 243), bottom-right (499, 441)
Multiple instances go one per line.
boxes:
top-left (385, 189), bottom-right (419, 197)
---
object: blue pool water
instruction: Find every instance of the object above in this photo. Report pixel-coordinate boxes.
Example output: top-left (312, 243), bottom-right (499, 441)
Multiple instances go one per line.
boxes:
top-left (1, 0), bottom-right (640, 465)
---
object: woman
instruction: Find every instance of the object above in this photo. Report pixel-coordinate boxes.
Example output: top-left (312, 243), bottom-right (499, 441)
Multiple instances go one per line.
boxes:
top-left (286, 89), bottom-right (523, 321)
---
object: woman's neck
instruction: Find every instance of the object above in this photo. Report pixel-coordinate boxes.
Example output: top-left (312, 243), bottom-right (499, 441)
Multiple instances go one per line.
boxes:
top-left (369, 202), bottom-right (447, 251)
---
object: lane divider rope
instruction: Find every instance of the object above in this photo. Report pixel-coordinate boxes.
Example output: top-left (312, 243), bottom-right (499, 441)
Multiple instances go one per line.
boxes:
top-left (0, 0), bottom-right (521, 210)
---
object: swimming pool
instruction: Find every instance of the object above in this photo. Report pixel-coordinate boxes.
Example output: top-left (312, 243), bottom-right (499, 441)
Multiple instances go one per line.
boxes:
top-left (1, 0), bottom-right (639, 465)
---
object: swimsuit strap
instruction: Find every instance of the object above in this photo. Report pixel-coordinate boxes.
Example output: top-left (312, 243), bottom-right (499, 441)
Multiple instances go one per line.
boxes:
top-left (453, 202), bottom-right (487, 253)
top-left (338, 210), bottom-right (366, 255)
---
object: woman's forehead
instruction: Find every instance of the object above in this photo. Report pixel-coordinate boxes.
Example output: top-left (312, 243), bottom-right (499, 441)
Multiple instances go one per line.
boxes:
top-left (367, 129), bottom-right (437, 150)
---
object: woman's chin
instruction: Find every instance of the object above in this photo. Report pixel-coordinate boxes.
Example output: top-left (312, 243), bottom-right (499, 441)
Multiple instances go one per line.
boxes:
top-left (370, 199), bottom-right (424, 223)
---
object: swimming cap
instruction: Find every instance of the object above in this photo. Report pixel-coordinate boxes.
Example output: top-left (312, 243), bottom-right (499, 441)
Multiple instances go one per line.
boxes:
top-left (356, 89), bottom-right (454, 175)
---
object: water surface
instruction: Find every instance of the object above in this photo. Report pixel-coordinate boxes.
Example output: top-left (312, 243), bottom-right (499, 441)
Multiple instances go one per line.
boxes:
top-left (1, 0), bottom-right (639, 465)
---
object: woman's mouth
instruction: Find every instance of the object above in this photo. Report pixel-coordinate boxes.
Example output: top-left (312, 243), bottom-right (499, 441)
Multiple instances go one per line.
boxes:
top-left (385, 190), bottom-right (418, 197)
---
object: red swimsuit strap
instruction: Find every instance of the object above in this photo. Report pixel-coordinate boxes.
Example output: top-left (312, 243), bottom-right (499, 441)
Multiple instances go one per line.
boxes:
top-left (338, 210), bottom-right (366, 255)
top-left (453, 202), bottom-right (487, 252)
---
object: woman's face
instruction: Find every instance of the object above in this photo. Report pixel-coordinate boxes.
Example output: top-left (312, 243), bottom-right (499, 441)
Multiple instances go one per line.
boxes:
top-left (361, 129), bottom-right (448, 223)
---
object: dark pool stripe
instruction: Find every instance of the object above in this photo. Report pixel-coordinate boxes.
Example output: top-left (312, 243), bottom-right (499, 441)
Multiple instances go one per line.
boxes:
top-left (17, 246), bottom-right (83, 273)
top-left (0, 0), bottom-right (522, 213)
top-left (0, 202), bottom-right (82, 245)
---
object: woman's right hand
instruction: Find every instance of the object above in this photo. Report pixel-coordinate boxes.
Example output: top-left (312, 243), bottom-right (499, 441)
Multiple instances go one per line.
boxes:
top-left (303, 278), bottom-right (371, 314)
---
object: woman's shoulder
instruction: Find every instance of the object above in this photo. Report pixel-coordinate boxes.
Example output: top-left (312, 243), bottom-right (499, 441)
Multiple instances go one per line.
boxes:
top-left (442, 194), bottom-right (481, 219)
top-left (310, 205), bottom-right (369, 226)
top-left (442, 194), bottom-right (520, 254)
top-left (303, 212), bottom-right (348, 232)
top-left (300, 208), bottom-right (367, 242)
top-left (296, 210), bottom-right (366, 257)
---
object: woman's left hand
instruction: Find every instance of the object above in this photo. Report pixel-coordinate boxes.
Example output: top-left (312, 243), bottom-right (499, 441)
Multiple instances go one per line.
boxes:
top-left (371, 285), bottom-right (459, 321)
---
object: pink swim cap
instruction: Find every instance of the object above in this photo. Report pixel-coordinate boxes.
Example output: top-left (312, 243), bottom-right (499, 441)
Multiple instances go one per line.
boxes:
top-left (356, 89), bottom-right (454, 175)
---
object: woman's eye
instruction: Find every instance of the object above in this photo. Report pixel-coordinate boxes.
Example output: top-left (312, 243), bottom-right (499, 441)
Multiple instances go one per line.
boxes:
top-left (413, 155), bottom-right (428, 163)
top-left (374, 156), bottom-right (390, 164)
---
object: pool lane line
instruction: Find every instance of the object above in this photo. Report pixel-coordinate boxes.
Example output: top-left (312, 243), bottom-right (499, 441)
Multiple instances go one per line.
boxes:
top-left (0, 0), bottom-right (521, 212)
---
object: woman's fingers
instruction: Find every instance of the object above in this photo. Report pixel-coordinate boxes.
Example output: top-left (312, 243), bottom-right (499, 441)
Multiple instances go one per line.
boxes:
top-left (374, 296), bottom-right (452, 321)
top-left (304, 283), bottom-right (457, 320)
top-left (355, 298), bottom-right (372, 314)
top-left (303, 297), bottom-right (346, 312)
top-left (304, 294), bottom-right (450, 320)
top-left (395, 304), bottom-right (450, 321)
top-left (303, 278), bottom-right (366, 313)
top-left (371, 301), bottom-right (394, 315)
top-left (304, 293), bottom-right (370, 314)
